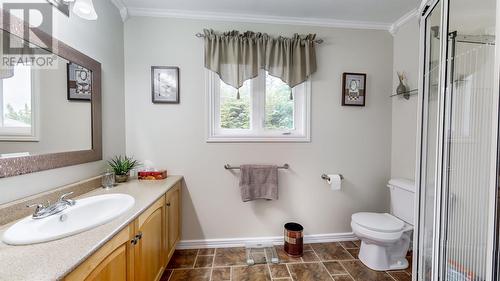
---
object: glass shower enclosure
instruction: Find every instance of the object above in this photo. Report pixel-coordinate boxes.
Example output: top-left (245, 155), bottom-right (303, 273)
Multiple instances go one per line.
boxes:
top-left (416, 0), bottom-right (500, 280)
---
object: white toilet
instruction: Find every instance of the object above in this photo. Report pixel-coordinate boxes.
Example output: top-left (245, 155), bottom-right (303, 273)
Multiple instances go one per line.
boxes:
top-left (351, 178), bottom-right (415, 271)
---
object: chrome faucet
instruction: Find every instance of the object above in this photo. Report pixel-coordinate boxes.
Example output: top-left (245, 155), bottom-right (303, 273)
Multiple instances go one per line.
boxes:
top-left (26, 192), bottom-right (76, 219)
top-left (59, 192), bottom-right (76, 206)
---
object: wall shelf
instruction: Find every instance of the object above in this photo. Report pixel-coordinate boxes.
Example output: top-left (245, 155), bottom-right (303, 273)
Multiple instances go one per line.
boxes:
top-left (390, 89), bottom-right (418, 99)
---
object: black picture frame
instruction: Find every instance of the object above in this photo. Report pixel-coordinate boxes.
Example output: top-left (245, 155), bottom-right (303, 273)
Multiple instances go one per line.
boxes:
top-left (342, 72), bottom-right (366, 107)
top-left (67, 62), bottom-right (93, 101)
top-left (151, 66), bottom-right (180, 104)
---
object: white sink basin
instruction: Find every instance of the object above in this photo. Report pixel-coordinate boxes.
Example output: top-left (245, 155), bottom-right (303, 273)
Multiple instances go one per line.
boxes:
top-left (2, 193), bottom-right (135, 245)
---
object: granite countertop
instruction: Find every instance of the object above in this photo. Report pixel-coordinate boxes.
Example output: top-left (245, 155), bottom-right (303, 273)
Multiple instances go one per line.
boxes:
top-left (0, 176), bottom-right (183, 281)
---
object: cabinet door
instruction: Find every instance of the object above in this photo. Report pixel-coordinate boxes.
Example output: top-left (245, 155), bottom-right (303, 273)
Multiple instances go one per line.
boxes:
top-left (165, 183), bottom-right (181, 259)
top-left (134, 198), bottom-right (164, 281)
top-left (65, 225), bottom-right (134, 281)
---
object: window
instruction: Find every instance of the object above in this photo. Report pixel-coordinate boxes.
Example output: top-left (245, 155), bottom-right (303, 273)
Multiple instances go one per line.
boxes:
top-left (0, 65), bottom-right (38, 141)
top-left (207, 70), bottom-right (310, 142)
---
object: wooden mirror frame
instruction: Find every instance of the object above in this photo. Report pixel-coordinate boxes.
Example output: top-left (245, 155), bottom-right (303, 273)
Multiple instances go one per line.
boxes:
top-left (0, 9), bottom-right (102, 178)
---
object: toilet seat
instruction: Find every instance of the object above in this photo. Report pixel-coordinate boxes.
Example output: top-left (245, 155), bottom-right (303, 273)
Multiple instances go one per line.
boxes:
top-left (351, 221), bottom-right (404, 244)
top-left (351, 212), bottom-right (411, 244)
top-left (352, 212), bottom-right (405, 233)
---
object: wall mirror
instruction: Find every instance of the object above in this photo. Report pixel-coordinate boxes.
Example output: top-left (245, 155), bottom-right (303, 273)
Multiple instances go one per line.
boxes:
top-left (0, 10), bottom-right (101, 178)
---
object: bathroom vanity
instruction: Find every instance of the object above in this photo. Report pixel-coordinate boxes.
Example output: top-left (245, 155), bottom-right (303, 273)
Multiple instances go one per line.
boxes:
top-left (0, 176), bottom-right (182, 281)
top-left (65, 179), bottom-right (181, 281)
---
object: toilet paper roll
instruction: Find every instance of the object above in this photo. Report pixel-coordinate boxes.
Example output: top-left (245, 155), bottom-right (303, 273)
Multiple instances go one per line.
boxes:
top-left (327, 174), bottom-right (342, 191)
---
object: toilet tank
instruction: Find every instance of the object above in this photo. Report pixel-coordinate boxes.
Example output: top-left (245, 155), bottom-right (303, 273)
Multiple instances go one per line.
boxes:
top-left (388, 178), bottom-right (415, 225)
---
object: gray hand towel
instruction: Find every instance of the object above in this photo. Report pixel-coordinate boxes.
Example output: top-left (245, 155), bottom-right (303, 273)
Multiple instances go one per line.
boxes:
top-left (239, 165), bottom-right (279, 202)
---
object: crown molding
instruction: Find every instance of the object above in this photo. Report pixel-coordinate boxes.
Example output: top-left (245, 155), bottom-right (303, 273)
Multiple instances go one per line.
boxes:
top-left (110, 0), bottom-right (129, 21)
top-left (389, 8), bottom-right (419, 35)
top-left (126, 8), bottom-right (392, 31)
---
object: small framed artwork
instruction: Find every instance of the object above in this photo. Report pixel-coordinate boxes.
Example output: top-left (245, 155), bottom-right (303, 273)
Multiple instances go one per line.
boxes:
top-left (151, 66), bottom-right (180, 104)
top-left (342, 72), bottom-right (366, 106)
top-left (67, 62), bottom-right (92, 101)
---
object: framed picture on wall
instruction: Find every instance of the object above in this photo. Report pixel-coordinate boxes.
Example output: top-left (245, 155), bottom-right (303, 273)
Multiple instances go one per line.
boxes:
top-left (342, 72), bottom-right (366, 106)
top-left (67, 62), bottom-right (92, 101)
top-left (151, 66), bottom-right (180, 104)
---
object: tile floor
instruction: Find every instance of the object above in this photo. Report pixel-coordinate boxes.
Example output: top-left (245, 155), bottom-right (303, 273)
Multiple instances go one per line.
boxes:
top-left (161, 241), bottom-right (413, 281)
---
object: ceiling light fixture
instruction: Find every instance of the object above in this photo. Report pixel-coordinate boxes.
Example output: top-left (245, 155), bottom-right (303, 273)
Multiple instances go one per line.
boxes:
top-left (46, 0), bottom-right (98, 20)
top-left (72, 0), bottom-right (98, 20)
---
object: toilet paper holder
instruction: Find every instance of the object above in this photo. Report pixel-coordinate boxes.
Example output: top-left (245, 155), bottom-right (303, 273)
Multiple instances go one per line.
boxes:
top-left (321, 174), bottom-right (344, 181)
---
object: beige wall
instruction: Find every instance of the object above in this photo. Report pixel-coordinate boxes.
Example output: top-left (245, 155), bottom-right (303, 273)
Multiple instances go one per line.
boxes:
top-left (124, 17), bottom-right (394, 240)
top-left (0, 0), bottom-right (125, 204)
top-left (391, 17), bottom-right (420, 181)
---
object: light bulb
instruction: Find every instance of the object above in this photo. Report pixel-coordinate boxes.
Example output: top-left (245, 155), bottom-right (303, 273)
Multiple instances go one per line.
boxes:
top-left (73, 0), bottom-right (97, 20)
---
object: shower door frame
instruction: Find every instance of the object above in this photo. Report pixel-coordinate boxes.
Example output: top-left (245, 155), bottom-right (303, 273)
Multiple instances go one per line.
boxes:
top-left (492, 1), bottom-right (500, 279)
top-left (415, 0), bottom-right (500, 280)
top-left (414, 0), bottom-right (450, 280)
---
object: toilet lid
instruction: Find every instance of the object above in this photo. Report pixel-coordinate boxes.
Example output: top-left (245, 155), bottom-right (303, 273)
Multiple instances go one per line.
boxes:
top-left (352, 213), bottom-right (405, 233)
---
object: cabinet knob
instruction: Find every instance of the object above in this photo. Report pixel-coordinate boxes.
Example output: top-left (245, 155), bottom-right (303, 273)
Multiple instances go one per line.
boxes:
top-left (136, 232), bottom-right (143, 240)
top-left (131, 238), bottom-right (138, 245)
top-left (166, 202), bottom-right (171, 207)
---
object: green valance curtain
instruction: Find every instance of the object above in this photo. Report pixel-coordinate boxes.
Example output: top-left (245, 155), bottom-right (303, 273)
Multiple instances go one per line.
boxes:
top-left (203, 29), bottom-right (318, 97)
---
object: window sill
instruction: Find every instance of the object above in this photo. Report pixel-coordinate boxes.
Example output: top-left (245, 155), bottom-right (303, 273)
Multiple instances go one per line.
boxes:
top-left (0, 135), bottom-right (39, 142)
top-left (206, 135), bottom-right (311, 143)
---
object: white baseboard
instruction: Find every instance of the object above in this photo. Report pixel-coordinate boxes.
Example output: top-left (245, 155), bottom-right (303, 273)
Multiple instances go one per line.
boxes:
top-left (177, 232), bottom-right (357, 249)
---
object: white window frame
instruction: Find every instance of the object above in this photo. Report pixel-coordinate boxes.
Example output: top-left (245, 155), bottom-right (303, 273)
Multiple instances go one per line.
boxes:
top-left (206, 70), bottom-right (311, 142)
top-left (0, 67), bottom-right (39, 142)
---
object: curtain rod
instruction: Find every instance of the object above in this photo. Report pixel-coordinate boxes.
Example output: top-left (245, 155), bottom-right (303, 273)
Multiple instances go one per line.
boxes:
top-left (195, 33), bottom-right (324, 44)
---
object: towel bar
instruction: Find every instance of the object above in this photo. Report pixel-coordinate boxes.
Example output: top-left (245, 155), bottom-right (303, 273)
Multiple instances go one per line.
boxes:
top-left (224, 164), bottom-right (290, 170)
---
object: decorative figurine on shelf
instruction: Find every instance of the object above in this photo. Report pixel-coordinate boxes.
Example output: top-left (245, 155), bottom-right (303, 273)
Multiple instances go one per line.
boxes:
top-left (396, 72), bottom-right (410, 100)
top-left (108, 156), bottom-right (140, 183)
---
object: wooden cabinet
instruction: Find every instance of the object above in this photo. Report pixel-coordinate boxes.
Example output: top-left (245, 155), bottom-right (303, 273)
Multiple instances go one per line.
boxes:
top-left (65, 225), bottom-right (134, 281)
top-left (65, 182), bottom-right (181, 281)
top-left (134, 198), bottom-right (164, 281)
top-left (164, 183), bottom-right (181, 261)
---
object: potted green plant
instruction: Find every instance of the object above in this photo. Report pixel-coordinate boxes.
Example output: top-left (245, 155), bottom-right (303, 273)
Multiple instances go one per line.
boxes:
top-left (108, 156), bottom-right (140, 183)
